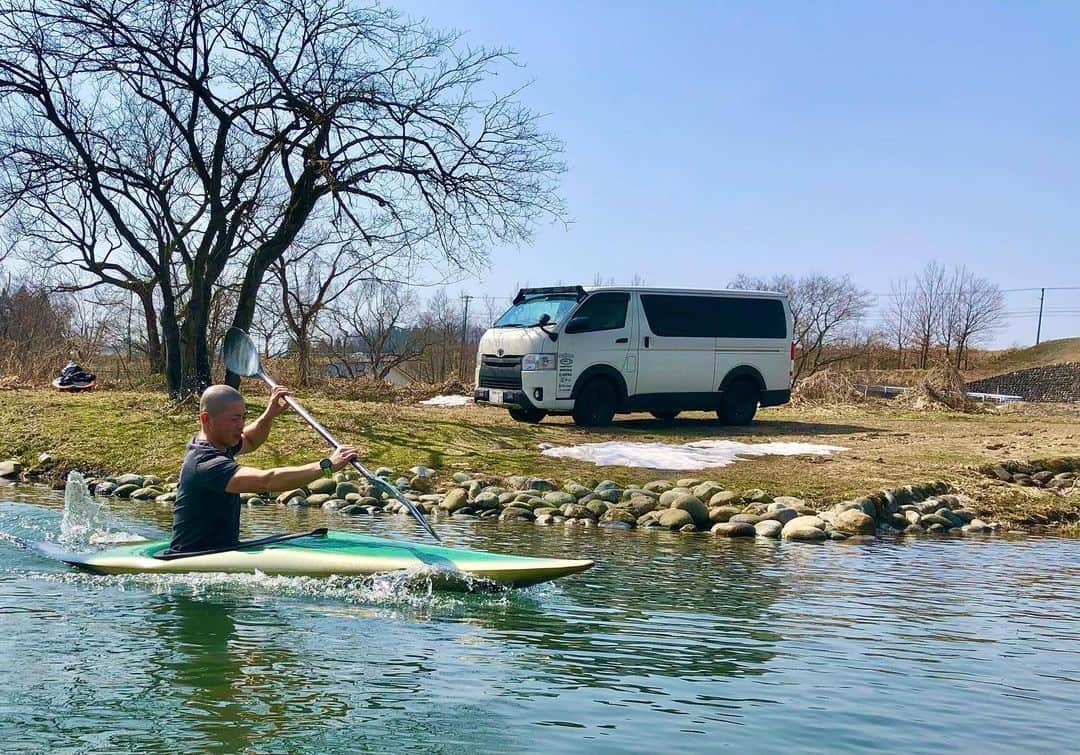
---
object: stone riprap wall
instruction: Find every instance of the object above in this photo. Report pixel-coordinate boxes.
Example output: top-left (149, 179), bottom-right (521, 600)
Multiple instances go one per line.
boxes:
top-left (981, 458), bottom-right (1078, 491)
top-left (66, 466), bottom-right (1000, 541)
top-left (966, 362), bottom-right (1080, 402)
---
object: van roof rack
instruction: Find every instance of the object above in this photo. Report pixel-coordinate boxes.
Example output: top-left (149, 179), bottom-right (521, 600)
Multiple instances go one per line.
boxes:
top-left (513, 285), bottom-right (588, 304)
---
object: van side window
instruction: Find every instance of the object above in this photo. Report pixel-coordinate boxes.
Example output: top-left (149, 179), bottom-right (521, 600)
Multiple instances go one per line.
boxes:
top-left (573, 292), bottom-right (629, 331)
top-left (641, 295), bottom-right (786, 338)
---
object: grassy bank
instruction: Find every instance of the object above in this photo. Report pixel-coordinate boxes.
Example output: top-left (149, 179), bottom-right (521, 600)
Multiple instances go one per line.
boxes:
top-left (2, 387), bottom-right (1077, 526)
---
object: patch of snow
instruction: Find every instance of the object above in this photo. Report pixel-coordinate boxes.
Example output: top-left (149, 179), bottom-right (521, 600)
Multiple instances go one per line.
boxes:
top-left (541, 439), bottom-right (846, 470)
top-left (419, 394), bottom-right (472, 407)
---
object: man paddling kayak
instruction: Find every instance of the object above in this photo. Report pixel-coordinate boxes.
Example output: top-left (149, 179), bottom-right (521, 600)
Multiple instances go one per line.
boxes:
top-left (166, 384), bottom-right (358, 555)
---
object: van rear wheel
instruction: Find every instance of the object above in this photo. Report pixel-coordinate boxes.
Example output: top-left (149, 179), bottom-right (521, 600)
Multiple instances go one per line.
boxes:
top-left (717, 380), bottom-right (759, 425)
top-left (508, 405), bottom-right (547, 424)
top-left (572, 379), bottom-right (617, 427)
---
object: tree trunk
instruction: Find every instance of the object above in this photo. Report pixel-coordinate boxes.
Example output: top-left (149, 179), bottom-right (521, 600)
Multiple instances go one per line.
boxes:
top-left (137, 288), bottom-right (164, 374)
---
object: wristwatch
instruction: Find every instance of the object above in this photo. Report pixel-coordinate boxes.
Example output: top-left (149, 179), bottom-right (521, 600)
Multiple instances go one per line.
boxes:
top-left (319, 458), bottom-right (333, 478)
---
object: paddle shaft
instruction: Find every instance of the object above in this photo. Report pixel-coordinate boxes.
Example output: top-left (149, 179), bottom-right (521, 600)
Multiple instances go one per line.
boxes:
top-left (256, 369), bottom-right (442, 542)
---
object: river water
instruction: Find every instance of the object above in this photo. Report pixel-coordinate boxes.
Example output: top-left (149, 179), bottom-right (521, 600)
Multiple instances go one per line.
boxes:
top-left (1, 480), bottom-right (1077, 753)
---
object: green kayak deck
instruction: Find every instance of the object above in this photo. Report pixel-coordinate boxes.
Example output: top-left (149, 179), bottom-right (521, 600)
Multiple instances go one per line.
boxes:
top-left (38, 530), bottom-right (594, 588)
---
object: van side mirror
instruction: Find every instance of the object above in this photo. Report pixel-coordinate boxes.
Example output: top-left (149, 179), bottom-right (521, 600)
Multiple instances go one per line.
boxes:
top-left (564, 316), bottom-right (590, 334)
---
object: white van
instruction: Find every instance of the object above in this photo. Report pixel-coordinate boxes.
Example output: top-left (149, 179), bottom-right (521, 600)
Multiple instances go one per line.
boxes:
top-left (473, 286), bottom-right (793, 426)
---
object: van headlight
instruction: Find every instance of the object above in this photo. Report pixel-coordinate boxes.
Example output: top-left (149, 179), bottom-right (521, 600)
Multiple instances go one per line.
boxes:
top-left (522, 353), bottom-right (556, 371)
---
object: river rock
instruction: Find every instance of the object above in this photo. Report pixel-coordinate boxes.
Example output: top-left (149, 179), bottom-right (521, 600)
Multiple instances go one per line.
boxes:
top-left (670, 494), bottom-right (710, 529)
top-left (601, 508), bottom-right (637, 525)
top-left (92, 481), bottom-right (117, 496)
top-left (936, 508), bottom-right (965, 528)
top-left (709, 490), bottom-right (741, 507)
top-left (781, 515), bottom-right (827, 541)
top-left (535, 513), bottom-right (555, 525)
top-left (562, 503), bottom-right (596, 520)
top-left (644, 480), bottom-right (674, 493)
top-left (658, 509), bottom-right (694, 529)
top-left (527, 477), bottom-right (556, 492)
top-left (129, 487), bottom-right (163, 500)
top-left (708, 505), bottom-right (742, 523)
top-left (712, 521), bottom-right (756, 537)
top-left (770, 496), bottom-right (805, 510)
top-left (303, 493), bottom-right (329, 506)
top-left (693, 482), bottom-right (724, 502)
top-left (743, 489), bottom-right (773, 504)
top-left (761, 508), bottom-right (798, 525)
top-left (0, 460), bottom-right (21, 479)
top-left (679, 523), bottom-right (698, 533)
top-left (564, 483), bottom-right (592, 499)
top-left (306, 477), bottom-right (337, 495)
top-left (730, 513), bottom-right (763, 525)
top-left (829, 530), bottom-right (850, 541)
top-left (246, 497), bottom-right (268, 506)
top-left (834, 509), bottom-right (876, 535)
top-left (963, 519), bottom-right (992, 533)
top-left (586, 500), bottom-right (610, 517)
top-left (114, 473), bottom-right (144, 487)
top-left (754, 520), bottom-right (783, 538)
top-left (111, 483), bottom-right (139, 498)
top-left (676, 478), bottom-right (703, 489)
top-left (452, 471), bottom-right (472, 484)
top-left (597, 488), bottom-right (623, 503)
top-left (888, 513), bottom-right (909, 529)
top-left (285, 496), bottom-right (308, 507)
top-left (473, 492), bottom-right (501, 510)
top-left (322, 498), bottom-right (346, 510)
top-left (438, 489), bottom-right (468, 512)
top-left (500, 507), bottom-right (534, 521)
top-left (658, 488), bottom-right (691, 508)
top-left (921, 513), bottom-right (954, 529)
top-left (925, 522), bottom-right (947, 533)
top-left (628, 497), bottom-right (658, 517)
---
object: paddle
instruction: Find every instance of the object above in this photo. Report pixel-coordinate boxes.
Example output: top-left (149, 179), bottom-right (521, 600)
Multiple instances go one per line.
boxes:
top-left (223, 327), bottom-right (442, 543)
top-left (154, 527), bottom-right (329, 560)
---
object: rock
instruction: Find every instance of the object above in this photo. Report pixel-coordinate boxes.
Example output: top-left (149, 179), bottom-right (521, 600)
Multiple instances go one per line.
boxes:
top-left (597, 488), bottom-right (623, 503)
top-left (585, 500), bottom-right (610, 517)
top-left (712, 521), bottom-right (756, 537)
top-left (991, 465), bottom-right (1013, 481)
top-left (306, 493), bottom-right (331, 506)
top-left (155, 492), bottom-right (177, 504)
top-left (601, 508), bottom-right (637, 525)
top-left (921, 513), bottom-right (955, 529)
top-left (535, 513), bottom-right (555, 525)
top-left (307, 477), bottom-right (337, 495)
top-left (903, 523), bottom-right (924, 534)
top-left (92, 481), bottom-right (117, 496)
top-left (595, 479), bottom-right (621, 491)
top-left (829, 530), bottom-right (850, 541)
top-left (743, 489), bottom-right (773, 504)
top-left (770, 496), bottom-right (805, 510)
top-left (128, 487), bottom-right (163, 500)
top-left (322, 498), bottom-right (347, 510)
top-left (761, 508), bottom-right (798, 525)
top-left (679, 523), bottom-right (698, 533)
top-left (114, 473), bottom-right (144, 487)
top-left (561, 503), bottom-right (595, 520)
top-left (888, 513), bottom-right (909, 530)
top-left (438, 489), bottom-right (469, 512)
top-left (628, 498), bottom-right (658, 517)
top-left (833, 509), bottom-right (876, 535)
top-left (408, 475), bottom-right (434, 493)
top-left (782, 524), bottom-right (829, 541)
top-left (527, 477), bottom-right (556, 492)
top-left (659, 488), bottom-right (691, 508)
top-left (113, 483), bottom-right (139, 499)
top-left (904, 509), bottom-right (921, 525)
top-left (246, 497), bottom-right (268, 506)
top-left (676, 478), bottom-right (703, 489)
top-left (963, 518), bottom-right (992, 533)
top-left (709, 490), bottom-right (742, 506)
top-left (925, 522), bottom-right (947, 533)
top-left (936, 508), bottom-right (964, 528)
top-left (374, 466), bottom-right (393, 478)
top-left (708, 505), bottom-right (742, 523)
top-left (286, 496), bottom-right (308, 507)
top-left (276, 488), bottom-right (307, 505)
top-left (693, 481), bottom-right (724, 502)
top-left (742, 502), bottom-right (771, 516)
top-left (730, 513), bottom-right (762, 525)
top-left (643, 480), bottom-right (674, 493)
top-left (952, 508), bottom-right (978, 524)
top-left (452, 471), bottom-right (471, 484)
top-left (599, 520), bottom-right (634, 530)
top-left (658, 509), bottom-right (694, 529)
top-left (670, 493), bottom-right (710, 529)
top-left (754, 520), bottom-right (783, 538)
top-left (564, 483), bottom-right (592, 499)
top-left (499, 507), bottom-right (535, 521)
top-left (472, 492), bottom-right (501, 511)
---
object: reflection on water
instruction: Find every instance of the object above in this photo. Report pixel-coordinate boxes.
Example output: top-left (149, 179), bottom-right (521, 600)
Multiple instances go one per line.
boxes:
top-left (1, 488), bottom-right (1078, 753)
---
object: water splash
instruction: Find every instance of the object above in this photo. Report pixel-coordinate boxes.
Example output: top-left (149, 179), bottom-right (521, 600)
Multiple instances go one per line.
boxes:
top-left (59, 471), bottom-right (145, 546)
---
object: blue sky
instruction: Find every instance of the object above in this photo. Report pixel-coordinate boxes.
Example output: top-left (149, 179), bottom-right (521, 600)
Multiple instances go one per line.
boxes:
top-left (398, 1), bottom-right (1079, 347)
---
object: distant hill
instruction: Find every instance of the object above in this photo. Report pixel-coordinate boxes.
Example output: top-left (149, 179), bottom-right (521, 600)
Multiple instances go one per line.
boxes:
top-left (970, 338), bottom-right (1080, 379)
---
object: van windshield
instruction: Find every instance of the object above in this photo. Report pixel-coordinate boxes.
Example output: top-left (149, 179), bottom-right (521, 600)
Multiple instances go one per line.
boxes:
top-left (493, 295), bottom-right (579, 328)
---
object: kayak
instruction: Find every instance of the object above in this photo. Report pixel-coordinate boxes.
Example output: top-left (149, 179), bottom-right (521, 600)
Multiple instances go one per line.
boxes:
top-left (32, 529), bottom-right (594, 589)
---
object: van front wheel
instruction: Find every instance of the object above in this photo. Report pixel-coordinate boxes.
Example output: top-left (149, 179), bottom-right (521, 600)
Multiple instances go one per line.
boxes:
top-left (717, 380), bottom-right (759, 425)
top-left (508, 405), bottom-right (547, 424)
top-left (572, 379), bottom-right (617, 427)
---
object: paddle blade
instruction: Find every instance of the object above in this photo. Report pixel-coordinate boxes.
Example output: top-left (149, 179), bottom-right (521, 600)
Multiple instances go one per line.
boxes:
top-left (224, 327), bottom-right (261, 377)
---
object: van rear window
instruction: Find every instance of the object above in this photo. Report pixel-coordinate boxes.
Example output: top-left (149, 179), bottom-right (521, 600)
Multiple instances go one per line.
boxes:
top-left (641, 295), bottom-right (786, 338)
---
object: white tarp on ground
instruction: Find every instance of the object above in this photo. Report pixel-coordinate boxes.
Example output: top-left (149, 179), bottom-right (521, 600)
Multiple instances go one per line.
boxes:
top-left (419, 395), bottom-right (472, 406)
top-left (540, 439), bottom-right (847, 470)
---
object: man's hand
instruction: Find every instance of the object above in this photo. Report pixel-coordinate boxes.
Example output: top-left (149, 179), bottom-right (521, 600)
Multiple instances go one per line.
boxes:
top-left (265, 386), bottom-right (292, 419)
top-left (329, 445), bottom-right (359, 471)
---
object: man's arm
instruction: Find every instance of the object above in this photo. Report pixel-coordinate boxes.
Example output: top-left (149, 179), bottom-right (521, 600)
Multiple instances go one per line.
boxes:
top-left (239, 385), bottom-right (291, 454)
top-left (226, 445), bottom-right (359, 494)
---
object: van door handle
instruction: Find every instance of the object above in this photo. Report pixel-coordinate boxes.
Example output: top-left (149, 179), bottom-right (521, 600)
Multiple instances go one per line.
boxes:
top-left (644, 336), bottom-right (650, 348)
top-left (615, 337), bottom-right (628, 344)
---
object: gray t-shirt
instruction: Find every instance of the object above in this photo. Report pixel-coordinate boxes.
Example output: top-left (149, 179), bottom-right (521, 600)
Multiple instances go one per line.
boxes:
top-left (167, 436), bottom-right (243, 553)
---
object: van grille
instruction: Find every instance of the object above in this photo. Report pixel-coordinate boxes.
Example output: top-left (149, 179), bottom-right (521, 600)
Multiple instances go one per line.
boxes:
top-left (478, 354), bottom-right (522, 389)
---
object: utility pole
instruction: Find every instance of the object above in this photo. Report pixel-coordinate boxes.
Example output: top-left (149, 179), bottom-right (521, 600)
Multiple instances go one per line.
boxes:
top-left (459, 294), bottom-right (473, 380)
top-left (1036, 287), bottom-right (1045, 345)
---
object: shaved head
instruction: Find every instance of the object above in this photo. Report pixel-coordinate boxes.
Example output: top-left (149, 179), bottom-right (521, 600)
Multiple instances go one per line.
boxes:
top-left (199, 385), bottom-right (244, 417)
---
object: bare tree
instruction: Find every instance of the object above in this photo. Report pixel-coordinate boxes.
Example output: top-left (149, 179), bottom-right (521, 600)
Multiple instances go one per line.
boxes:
top-left (730, 273), bottom-right (872, 383)
top-left (0, 0), bottom-right (564, 395)
top-left (883, 277), bottom-right (913, 368)
top-left (910, 260), bottom-right (949, 368)
top-left (319, 281), bottom-right (431, 380)
top-left (946, 266), bottom-right (1005, 368)
top-left (416, 288), bottom-right (462, 381)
